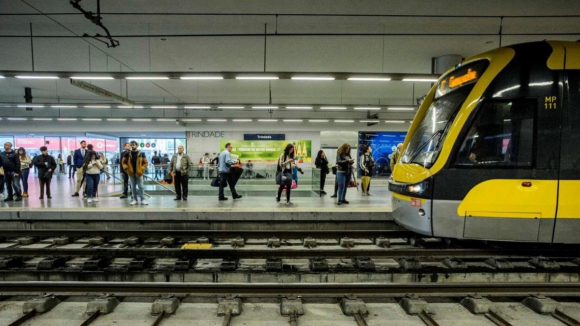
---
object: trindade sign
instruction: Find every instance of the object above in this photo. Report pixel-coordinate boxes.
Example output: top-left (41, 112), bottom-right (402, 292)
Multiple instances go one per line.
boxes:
top-left (187, 131), bottom-right (225, 138)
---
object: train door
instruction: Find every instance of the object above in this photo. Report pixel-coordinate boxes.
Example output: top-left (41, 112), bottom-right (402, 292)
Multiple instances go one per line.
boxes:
top-left (553, 69), bottom-right (580, 243)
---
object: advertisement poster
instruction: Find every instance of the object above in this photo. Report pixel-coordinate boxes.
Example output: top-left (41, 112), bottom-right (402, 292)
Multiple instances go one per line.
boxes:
top-left (358, 132), bottom-right (407, 176)
top-left (221, 140), bottom-right (312, 163)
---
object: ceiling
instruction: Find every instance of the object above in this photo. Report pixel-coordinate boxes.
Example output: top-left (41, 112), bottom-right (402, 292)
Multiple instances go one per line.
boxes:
top-left (0, 0), bottom-right (579, 123)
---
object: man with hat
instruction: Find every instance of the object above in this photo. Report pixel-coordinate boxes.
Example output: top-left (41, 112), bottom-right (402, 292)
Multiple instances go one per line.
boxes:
top-left (33, 146), bottom-right (56, 199)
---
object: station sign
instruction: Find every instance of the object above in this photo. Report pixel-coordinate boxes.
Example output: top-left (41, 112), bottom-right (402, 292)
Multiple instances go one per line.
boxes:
top-left (244, 134), bottom-right (285, 141)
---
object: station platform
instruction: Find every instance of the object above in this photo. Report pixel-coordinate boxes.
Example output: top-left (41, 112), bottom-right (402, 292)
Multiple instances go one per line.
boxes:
top-left (0, 173), bottom-right (394, 231)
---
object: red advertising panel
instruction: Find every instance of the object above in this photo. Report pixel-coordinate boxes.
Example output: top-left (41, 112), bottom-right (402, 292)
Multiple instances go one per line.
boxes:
top-left (14, 137), bottom-right (45, 149)
top-left (89, 138), bottom-right (106, 151)
top-left (105, 140), bottom-right (119, 152)
top-left (44, 137), bottom-right (61, 151)
top-left (62, 138), bottom-right (78, 153)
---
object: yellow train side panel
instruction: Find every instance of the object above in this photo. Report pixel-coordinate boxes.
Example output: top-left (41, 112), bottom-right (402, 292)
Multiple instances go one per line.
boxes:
top-left (556, 181), bottom-right (580, 218)
top-left (457, 179), bottom-right (558, 219)
top-left (547, 41), bottom-right (580, 70)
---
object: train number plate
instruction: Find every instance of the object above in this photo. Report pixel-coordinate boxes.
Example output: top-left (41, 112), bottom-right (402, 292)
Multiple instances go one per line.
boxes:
top-left (411, 198), bottom-right (422, 208)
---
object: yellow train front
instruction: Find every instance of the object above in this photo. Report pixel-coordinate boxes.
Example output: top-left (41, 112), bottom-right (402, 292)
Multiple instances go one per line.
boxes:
top-left (389, 41), bottom-right (580, 243)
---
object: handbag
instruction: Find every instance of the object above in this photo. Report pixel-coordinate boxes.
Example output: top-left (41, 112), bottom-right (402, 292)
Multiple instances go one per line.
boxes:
top-left (211, 177), bottom-right (221, 187)
top-left (348, 180), bottom-right (358, 188)
top-left (276, 171), bottom-right (292, 186)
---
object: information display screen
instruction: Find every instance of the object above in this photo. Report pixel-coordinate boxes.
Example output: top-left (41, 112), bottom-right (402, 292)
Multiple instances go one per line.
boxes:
top-left (358, 132), bottom-right (407, 176)
top-left (435, 60), bottom-right (489, 99)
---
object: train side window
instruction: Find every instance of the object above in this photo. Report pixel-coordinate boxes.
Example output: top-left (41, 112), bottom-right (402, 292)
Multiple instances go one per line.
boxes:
top-left (455, 100), bottom-right (535, 167)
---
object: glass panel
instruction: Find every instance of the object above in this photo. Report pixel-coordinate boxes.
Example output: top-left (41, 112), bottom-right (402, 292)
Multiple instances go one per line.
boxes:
top-left (455, 100), bottom-right (536, 167)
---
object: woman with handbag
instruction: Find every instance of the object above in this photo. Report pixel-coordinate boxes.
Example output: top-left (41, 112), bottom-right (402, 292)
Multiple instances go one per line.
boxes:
top-left (17, 147), bottom-right (31, 198)
top-left (336, 143), bottom-right (354, 205)
top-left (315, 150), bottom-right (329, 195)
top-left (359, 145), bottom-right (375, 196)
top-left (276, 144), bottom-right (296, 205)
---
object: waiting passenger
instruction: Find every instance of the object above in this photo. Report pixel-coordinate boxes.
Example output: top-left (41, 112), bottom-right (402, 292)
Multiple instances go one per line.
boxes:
top-left (0, 142), bottom-right (22, 202)
top-left (336, 143), bottom-right (354, 205)
top-left (389, 143), bottom-right (403, 173)
top-left (201, 153), bottom-right (211, 180)
top-left (34, 146), bottom-right (56, 200)
top-left (66, 151), bottom-right (75, 179)
top-left (72, 140), bottom-right (88, 197)
top-left (359, 145), bottom-right (375, 196)
top-left (315, 150), bottom-right (329, 195)
top-left (83, 150), bottom-right (102, 203)
top-left (119, 143), bottom-right (131, 199)
top-left (122, 140), bottom-right (149, 205)
top-left (244, 160), bottom-right (254, 179)
top-left (169, 145), bottom-right (193, 201)
top-left (17, 147), bottom-right (31, 198)
top-left (277, 144), bottom-right (296, 205)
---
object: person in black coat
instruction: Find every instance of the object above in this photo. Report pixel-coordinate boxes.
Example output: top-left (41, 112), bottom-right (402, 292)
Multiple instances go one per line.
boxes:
top-left (315, 150), bottom-right (330, 195)
top-left (34, 146), bottom-right (56, 199)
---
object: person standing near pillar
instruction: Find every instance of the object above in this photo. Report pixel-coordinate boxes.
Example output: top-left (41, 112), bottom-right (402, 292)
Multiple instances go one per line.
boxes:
top-left (66, 151), bottom-right (75, 179)
top-left (0, 142), bottom-right (22, 202)
top-left (72, 140), bottom-right (88, 197)
top-left (169, 145), bottom-right (193, 201)
top-left (34, 146), bottom-right (56, 200)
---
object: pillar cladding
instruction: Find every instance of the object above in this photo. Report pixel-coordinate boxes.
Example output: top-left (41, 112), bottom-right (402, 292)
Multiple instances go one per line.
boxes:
top-left (432, 54), bottom-right (463, 74)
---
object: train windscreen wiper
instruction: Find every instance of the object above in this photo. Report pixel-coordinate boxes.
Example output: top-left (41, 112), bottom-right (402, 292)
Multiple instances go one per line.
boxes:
top-left (407, 129), bottom-right (444, 164)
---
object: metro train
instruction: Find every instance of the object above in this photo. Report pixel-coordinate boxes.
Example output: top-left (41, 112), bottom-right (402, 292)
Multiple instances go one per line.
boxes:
top-left (389, 41), bottom-right (580, 243)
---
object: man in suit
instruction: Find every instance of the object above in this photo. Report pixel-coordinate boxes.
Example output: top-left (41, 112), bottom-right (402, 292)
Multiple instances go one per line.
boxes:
top-left (72, 140), bottom-right (87, 197)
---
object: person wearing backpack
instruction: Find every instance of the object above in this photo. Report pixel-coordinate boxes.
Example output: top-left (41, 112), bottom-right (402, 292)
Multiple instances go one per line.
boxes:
top-left (276, 144), bottom-right (296, 205)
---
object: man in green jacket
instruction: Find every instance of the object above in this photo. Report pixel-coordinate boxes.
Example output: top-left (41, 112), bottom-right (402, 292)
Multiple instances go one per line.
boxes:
top-left (169, 145), bottom-right (193, 201)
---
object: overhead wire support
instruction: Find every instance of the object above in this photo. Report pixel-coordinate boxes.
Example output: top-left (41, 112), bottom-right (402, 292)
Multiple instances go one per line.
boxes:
top-left (69, 0), bottom-right (120, 48)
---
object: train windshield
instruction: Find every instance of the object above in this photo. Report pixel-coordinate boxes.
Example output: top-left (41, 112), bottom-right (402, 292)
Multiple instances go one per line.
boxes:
top-left (401, 85), bottom-right (474, 167)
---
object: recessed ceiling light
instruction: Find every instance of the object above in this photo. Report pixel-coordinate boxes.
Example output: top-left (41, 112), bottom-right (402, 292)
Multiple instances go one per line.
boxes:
top-left (107, 118), bottom-right (127, 121)
top-left (347, 77), bottom-right (391, 81)
top-left (126, 77), bottom-right (169, 80)
top-left (218, 106), bottom-right (244, 109)
top-left (283, 119), bottom-right (303, 122)
top-left (70, 76), bottom-right (114, 80)
top-left (17, 104), bottom-right (44, 108)
top-left (15, 76), bottom-right (59, 79)
top-left (7, 117), bottom-right (27, 120)
top-left (402, 78), bottom-right (438, 82)
top-left (258, 119), bottom-right (278, 122)
top-left (82, 118), bottom-right (102, 121)
top-left (157, 119), bottom-right (175, 122)
top-left (360, 120), bottom-right (379, 123)
top-left (185, 106), bottom-right (211, 109)
top-left (207, 119), bottom-right (227, 122)
top-left (51, 105), bottom-right (77, 108)
top-left (384, 120), bottom-right (406, 123)
top-left (232, 119), bottom-right (252, 122)
top-left (57, 118), bottom-right (77, 121)
top-left (335, 120), bottom-right (355, 123)
top-left (117, 106), bottom-right (133, 109)
top-left (182, 119), bottom-right (202, 122)
top-left (133, 118), bottom-right (152, 121)
top-left (32, 118), bottom-right (53, 121)
top-left (387, 107), bottom-right (415, 111)
top-left (84, 105), bottom-right (111, 108)
top-left (236, 76), bottom-right (279, 80)
top-left (180, 76), bottom-right (223, 80)
top-left (285, 106), bottom-right (312, 110)
top-left (291, 77), bottom-right (335, 81)
top-left (151, 106), bottom-right (178, 109)
top-left (0, 76), bottom-right (5, 79)
top-left (252, 106), bottom-right (278, 109)
top-left (309, 119), bottom-right (329, 122)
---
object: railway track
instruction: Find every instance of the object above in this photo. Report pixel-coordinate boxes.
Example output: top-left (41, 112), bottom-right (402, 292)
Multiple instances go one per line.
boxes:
top-left (3, 282), bottom-right (580, 326)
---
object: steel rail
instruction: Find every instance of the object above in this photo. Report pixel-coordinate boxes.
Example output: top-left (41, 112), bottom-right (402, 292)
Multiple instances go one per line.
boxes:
top-left (2, 282), bottom-right (580, 297)
top-left (0, 229), bottom-right (413, 239)
top-left (0, 246), bottom-right (574, 259)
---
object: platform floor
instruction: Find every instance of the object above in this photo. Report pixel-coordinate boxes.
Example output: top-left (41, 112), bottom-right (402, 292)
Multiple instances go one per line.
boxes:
top-left (0, 173), bottom-right (392, 215)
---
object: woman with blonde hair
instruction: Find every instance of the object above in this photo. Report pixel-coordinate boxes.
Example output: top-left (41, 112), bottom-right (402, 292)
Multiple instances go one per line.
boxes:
top-left (335, 143), bottom-right (354, 205)
top-left (17, 147), bottom-right (31, 198)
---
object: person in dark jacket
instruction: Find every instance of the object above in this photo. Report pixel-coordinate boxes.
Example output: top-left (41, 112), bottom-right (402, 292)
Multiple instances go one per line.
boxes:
top-left (119, 143), bottom-right (131, 199)
top-left (0, 142), bottom-right (22, 201)
top-left (315, 150), bottom-right (329, 195)
top-left (66, 151), bottom-right (75, 178)
top-left (335, 143), bottom-right (354, 205)
top-left (33, 146), bottom-right (56, 200)
top-left (72, 140), bottom-right (88, 197)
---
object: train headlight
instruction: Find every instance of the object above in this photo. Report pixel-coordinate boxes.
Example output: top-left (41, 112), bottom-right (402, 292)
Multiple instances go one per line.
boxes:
top-left (404, 180), bottom-right (430, 196)
top-left (407, 185), bottom-right (423, 193)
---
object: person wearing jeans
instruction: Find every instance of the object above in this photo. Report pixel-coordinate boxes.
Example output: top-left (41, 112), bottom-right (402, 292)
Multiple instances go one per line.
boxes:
top-left (33, 146), bottom-right (56, 199)
top-left (335, 143), bottom-right (354, 205)
top-left (0, 142), bottom-right (22, 202)
top-left (119, 143), bottom-right (131, 199)
top-left (169, 145), bottom-right (193, 201)
top-left (122, 140), bottom-right (149, 205)
top-left (17, 147), bottom-right (31, 198)
top-left (83, 151), bottom-right (102, 204)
